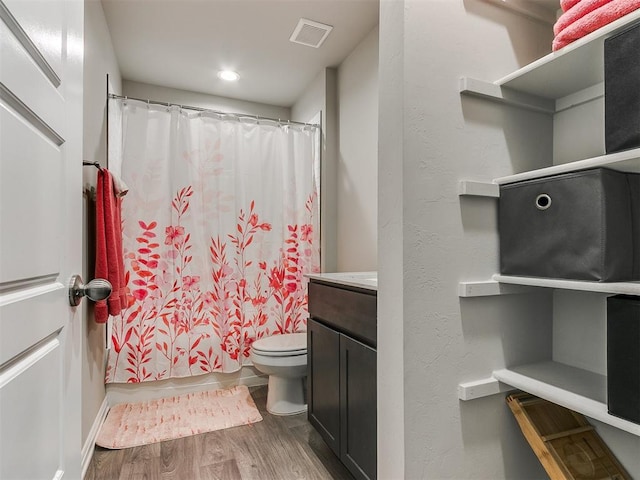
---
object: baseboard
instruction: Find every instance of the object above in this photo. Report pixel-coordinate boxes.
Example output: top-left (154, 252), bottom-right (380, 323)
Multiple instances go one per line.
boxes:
top-left (81, 395), bottom-right (110, 479)
top-left (106, 367), bottom-right (268, 406)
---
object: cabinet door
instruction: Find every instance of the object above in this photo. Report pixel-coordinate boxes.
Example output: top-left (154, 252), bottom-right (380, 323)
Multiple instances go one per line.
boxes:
top-left (308, 318), bottom-right (341, 455)
top-left (340, 335), bottom-right (377, 480)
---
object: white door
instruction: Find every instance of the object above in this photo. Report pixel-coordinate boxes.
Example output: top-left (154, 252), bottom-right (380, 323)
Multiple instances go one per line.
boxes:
top-left (0, 0), bottom-right (83, 478)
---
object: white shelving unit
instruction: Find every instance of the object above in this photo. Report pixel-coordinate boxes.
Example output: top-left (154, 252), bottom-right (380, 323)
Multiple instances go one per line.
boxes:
top-left (459, 277), bottom-right (640, 298)
top-left (458, 10), bottom-right (640, 439)
top-left (458, 148), bottom-right (640, 199)
top-left (494, 147), bottom-right (640, 183)
top-left (493, 362), bottom-right (640, 437)
top-left (497, 8), bottom-right (640, 100)
top-left (494, 275), bottom-right (640, 296)
top-left (460, 8), bottom-right (640, 107)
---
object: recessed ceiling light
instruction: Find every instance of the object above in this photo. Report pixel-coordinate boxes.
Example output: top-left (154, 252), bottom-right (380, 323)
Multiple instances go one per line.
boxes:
top-left (218, 70), bottom-right (240, 81)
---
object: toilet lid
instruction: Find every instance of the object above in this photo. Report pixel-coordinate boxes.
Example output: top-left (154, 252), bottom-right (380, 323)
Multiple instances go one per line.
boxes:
top-left (251, 333), bottom-right (307, 355)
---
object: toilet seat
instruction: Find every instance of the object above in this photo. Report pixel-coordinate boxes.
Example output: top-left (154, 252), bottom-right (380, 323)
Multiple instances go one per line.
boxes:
top-left (251, 333), bottom-right (306, 357)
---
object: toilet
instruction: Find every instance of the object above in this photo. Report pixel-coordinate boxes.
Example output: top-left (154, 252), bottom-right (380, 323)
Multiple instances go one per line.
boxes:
top-left (250, 332), bottom-right (307, 416)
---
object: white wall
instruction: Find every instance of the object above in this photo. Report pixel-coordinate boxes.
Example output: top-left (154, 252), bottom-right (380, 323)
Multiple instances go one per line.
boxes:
top-left (292, 69), bottom-right (339, 273)
top-left (291, 28), bottom-right (379, 275)
top-left (379, 1), bottom-right (557, 477)
top-left (337, 27), bottom-right (378, 272)
top-left (291, 70), bottom-right (326, 125)
top-left (122, 80), bottom-right (290, 120)
top-left (82, 0), bottom-right (122, 452)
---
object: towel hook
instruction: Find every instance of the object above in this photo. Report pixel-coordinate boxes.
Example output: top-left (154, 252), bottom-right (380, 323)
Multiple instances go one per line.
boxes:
top-left (83, 161), bottom-right (101, 170)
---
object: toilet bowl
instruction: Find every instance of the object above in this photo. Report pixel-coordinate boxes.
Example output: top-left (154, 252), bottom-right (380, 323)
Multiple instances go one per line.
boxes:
top-left (250, 333), bottom-right (307, 416)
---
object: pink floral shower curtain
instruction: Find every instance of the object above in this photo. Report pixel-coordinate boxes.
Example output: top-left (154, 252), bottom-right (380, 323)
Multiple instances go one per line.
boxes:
top-left (105, 99), bottom-right (320, 383)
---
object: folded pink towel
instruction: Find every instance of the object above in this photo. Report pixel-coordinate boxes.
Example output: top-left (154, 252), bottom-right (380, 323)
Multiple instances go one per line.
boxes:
top-left (561, 0), bottom-right (583, 12)
top-left (553, 0), bottom-right (640, 50)
top-left (554, 0), bottom-right (612, 35)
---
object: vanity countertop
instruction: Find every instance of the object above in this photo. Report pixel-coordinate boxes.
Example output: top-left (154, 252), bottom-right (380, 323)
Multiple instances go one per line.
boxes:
top-left (305, 271), bottom-right (377, 292)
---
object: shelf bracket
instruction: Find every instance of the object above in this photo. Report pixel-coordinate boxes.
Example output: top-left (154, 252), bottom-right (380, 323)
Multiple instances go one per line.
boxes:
top-left (458, 180), bottom-right (499, 198)
top-left (458, 377), bottom-right (512, 401)
top-left (458, 281), bottom-right (537, 297)
top-left (459, 77), bottom-right (555, 114)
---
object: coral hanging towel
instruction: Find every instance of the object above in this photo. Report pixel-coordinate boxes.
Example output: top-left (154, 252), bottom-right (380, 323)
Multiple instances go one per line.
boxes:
top-left (95, 169), bottom-right (127, 323)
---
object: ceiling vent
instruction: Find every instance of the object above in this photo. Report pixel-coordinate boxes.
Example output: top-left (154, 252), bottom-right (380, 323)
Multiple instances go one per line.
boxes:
top-left (289, 18), bottom-right (333, 48)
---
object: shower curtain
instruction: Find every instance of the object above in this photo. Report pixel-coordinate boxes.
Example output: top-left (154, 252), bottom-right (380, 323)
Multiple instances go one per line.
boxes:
top-left (105, 98), bottom-right (320, 383)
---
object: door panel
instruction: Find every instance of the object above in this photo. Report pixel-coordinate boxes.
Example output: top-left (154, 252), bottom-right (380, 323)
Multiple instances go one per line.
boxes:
top-left (0, 338), bottom-right (62, 479)
top-left (0, 105), bottom-right (62, 283)
top-left (0, 284), bottom-right (65, 365)
top-left (1, 0), bottom-right (63, 78)
top-left (0, 0), bottom-right (82, 478)
top-left (0, 20), bottom-right (65, 140)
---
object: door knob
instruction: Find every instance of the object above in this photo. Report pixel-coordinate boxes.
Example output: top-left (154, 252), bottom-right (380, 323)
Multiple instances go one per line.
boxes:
top-left (69, 275), bottom-right (112, 306)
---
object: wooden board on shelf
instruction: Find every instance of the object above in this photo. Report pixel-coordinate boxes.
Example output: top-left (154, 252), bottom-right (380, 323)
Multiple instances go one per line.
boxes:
top-left (506, 392), bottom-right (631, 480)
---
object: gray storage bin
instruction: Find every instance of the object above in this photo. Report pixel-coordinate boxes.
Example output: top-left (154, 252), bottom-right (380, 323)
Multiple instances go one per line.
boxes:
top-left (630, 173), bottom-right (640, 280)
top-left (605, 20), bottom-right (640, 154)
top-left (499, 168), bottom-right (639, 282)
top-left (607, 295), bottom-right (640, 425)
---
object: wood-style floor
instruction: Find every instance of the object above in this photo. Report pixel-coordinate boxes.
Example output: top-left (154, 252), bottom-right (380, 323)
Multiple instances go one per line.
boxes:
top-left (85, 386), bottom-right (354, 480)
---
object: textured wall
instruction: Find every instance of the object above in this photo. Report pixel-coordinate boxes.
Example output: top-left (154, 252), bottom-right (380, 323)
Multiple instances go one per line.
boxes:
top-left (379, 0), bottom-right (557, 477)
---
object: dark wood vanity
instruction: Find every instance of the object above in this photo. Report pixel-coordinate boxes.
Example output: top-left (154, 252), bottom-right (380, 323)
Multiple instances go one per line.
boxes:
top-left (307, 275), bottom-right (377, 480)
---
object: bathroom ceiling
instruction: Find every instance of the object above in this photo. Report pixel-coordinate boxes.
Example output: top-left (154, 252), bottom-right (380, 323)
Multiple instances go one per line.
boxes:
top-left (100, 0), bottom-right (380, 108)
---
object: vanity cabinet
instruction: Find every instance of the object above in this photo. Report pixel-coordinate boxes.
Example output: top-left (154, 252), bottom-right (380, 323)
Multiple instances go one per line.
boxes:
top-left (307, 279), bottom-right (377, 480)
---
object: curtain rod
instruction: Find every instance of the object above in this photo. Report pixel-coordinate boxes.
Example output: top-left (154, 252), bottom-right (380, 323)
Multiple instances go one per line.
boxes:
top-left (108, 93), bottom-right (320, 129)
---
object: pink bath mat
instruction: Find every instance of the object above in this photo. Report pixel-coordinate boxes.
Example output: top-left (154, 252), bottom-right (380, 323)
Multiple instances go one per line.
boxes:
top-left (96, 385), bottom-right (263, 449)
